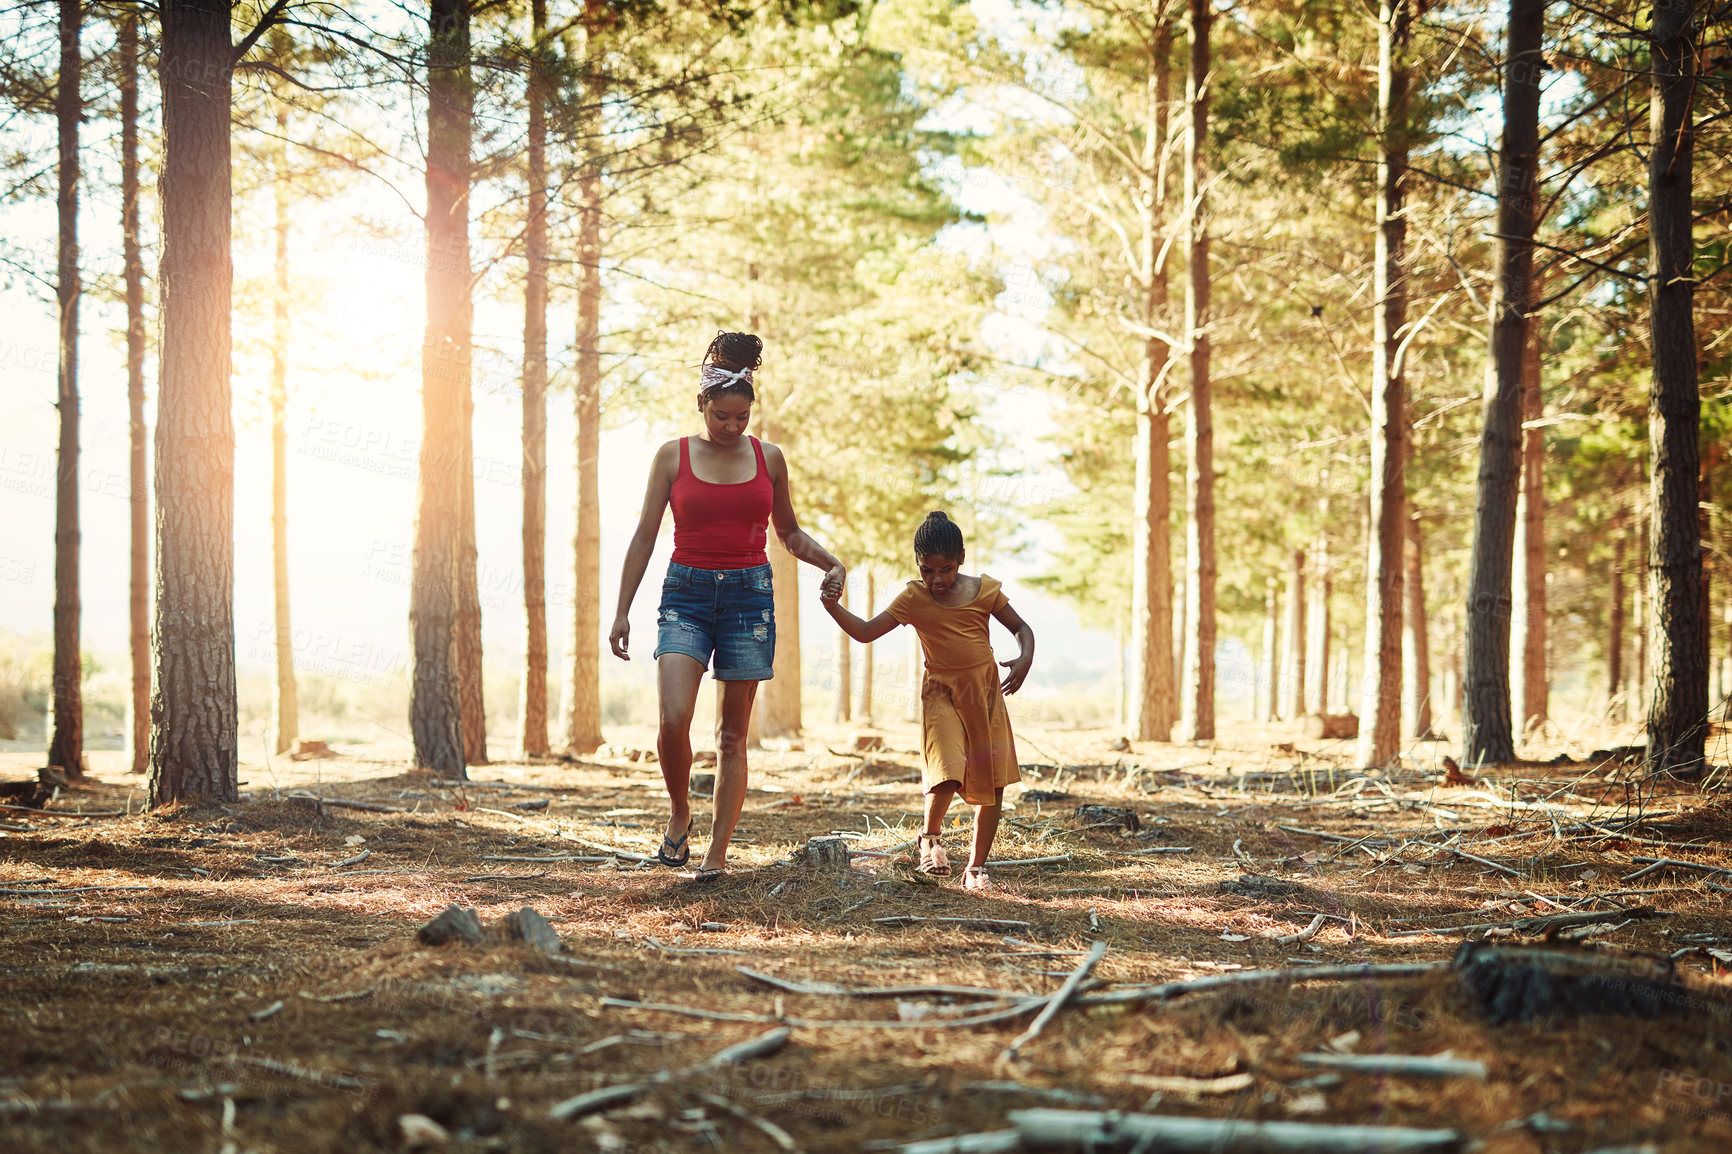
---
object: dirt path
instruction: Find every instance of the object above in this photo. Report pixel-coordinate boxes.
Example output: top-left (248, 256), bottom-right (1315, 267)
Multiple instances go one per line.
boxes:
top-left (4, 723), bottom-right (1730, 1152)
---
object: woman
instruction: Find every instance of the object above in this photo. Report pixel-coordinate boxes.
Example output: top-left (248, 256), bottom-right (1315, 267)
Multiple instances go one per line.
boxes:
top-left (609, 331), bottom-right (844, 881)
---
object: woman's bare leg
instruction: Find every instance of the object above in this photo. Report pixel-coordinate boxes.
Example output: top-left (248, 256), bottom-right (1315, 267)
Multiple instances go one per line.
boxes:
top-left (699, 678), bottom-right (759, 871)
top-left (655, 654), bottom-right (706, 847)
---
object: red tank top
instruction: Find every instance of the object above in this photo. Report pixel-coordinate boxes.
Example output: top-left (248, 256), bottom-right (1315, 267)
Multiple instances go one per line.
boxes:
top-left (669, 436), bottom-right (774, 569)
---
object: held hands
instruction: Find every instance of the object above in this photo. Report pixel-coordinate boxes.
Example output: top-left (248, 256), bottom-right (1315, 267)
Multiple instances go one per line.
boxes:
top-left (999, 653), bottom-right (1032, 696)
top-left (608, 615), bottom-right (631, 660)
top-left (819, 563), bottom-right (847, 607)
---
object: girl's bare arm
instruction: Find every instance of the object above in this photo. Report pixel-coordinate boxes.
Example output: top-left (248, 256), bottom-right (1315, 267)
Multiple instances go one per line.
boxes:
top-left (821, 585), bottom-right (901, 644)
top-left (992, 603), bottom-right (1035, 694)
top-left (609, 441), bottom-right (678, 660)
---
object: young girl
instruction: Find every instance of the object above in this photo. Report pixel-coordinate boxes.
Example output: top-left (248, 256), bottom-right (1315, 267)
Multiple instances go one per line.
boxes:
top-left (821, 512), bottom-right (1033, 890)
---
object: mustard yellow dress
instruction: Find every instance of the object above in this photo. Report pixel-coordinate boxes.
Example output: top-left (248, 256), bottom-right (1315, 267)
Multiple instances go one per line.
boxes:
top-left (886, 574), bottom-right (1021, 806)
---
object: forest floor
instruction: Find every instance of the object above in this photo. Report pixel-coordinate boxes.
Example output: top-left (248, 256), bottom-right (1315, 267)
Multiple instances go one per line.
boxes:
top-left (4, 719), bottom-right (1732, 1153)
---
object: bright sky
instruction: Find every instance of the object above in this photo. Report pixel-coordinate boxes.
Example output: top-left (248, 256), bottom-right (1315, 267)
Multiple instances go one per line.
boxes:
top-left (0, 0), bottom-right (1274, 739)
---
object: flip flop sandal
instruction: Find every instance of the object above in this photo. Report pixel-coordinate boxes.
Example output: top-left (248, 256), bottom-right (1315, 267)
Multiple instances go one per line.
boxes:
top-left (691, 865), bottom-right (726, 883)
top-left (656, 818), bottom-right (693, 868)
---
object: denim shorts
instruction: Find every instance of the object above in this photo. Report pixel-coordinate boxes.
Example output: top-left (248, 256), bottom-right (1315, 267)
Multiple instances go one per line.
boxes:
top-left (653, 562), bottom-right (776, 680)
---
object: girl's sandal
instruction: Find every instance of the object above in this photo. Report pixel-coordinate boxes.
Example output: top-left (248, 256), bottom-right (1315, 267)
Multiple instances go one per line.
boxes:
top-left (962, 866), bottom-right (992, 892)
top-left (917, 833), bottom-right (951, 877)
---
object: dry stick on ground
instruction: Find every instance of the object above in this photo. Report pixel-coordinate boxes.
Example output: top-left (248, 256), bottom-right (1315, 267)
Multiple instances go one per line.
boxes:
top-left (739, 967), bottom-right (1036, 1002)
top-left (874, 915), bottom-right (1033, 929)
top-left (1387, 905), bottom-right (1658, 939)
top-left (1001, 1108), bottom-right (1466, 1153)
top-left (1273, 914), bottom-right (1327, 946)
top-left (330, 849), bottom-right (370, 868)
top-left (549, 1028), bottom-right (793, 1124)
top-left (1296, 1053), bottom-right (1488, 1079)
top-left (1001, 940), bottom-right (1108, 1063)
top-left (1622, 856), bottom-right (1732, 883)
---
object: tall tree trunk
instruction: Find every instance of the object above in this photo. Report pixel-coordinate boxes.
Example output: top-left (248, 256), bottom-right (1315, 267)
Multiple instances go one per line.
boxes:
top-left (150, 0), bottom-right (238, 805)
top-left (1609, 532), bottom-right (1625, 720)
top-left (566, 90), bottom-right (604, 756)
top-left (1510, 279), bottom-right (1547, 741)
top-left (456, 374), bottom-right (486, 763)
top-left (860, 570), bottom-right (876, 725)
top-left (1646, 0), bottom-right (1705, 774)
top-left (1403, 501), bottom-right (1433, 740)
top-left (1260, 576), bottom-right (1278, 722)
top-left (121, 12), bottom-right (148, 775)
top-left (834, 582), bottom-right (851, 723)
top-left (1305, 515), bottom-right (1329, 717)
top-left (518, 0), bottom-right (550, 759)
top-left (1130, 21), bottom-right (1175, 743)
top-left (1180, 0), bottom-right (1215, 743)
top-left (1462, 0), bottom-right (1543, 766)
top-left (1635, 519), bottom-right (1648, 716)
top-left (410, 0), bottom-right (470, 778)
top-left (270, 102), bottom-right (297, 757)
top-left (48, 0), bottom-right (82, 779)
top-left (1357, 0), bottom-right (1410, 769)
top-left (1281, 549), bottom-right (1305, 720)
top-left (752, 268), bottom-right (801, 739)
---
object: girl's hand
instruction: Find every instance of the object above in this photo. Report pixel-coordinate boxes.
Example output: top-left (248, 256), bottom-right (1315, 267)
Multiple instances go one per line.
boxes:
top-left (999, 655), bottom-right (1031, 695)
top-left (608, 615), bottom-right (631, 660)
top-left (820, 583), bottom-right (842, 607)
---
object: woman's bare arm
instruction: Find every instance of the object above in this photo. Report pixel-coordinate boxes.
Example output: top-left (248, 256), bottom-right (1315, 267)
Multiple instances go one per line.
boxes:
top-left (762, 441), bottom-right (844, 593)
top-left (609, 441), bottom-right (678, 660)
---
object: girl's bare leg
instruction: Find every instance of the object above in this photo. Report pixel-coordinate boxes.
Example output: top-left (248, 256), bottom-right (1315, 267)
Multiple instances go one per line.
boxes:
top-left (969, 787), bottom-right (1005, 869)
top-left (655, 654), bottom-right (706, 847)
top-left (922, 782), bottom-right (959, 834)
top-left (700, 678), bottom-right (759, 871)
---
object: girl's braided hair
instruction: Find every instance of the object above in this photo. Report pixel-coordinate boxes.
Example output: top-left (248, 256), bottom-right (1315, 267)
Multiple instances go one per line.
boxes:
top-left (913, 511), bottom-right (965, 558)
top-left (697, 331), bottom-right (763, 408)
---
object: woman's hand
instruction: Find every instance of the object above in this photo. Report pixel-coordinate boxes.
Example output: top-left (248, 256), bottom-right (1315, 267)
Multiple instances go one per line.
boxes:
top-left (609, 615), bottom-right (631, 661)
top-left (999, 654), bottom-right (1032, 696)
top-left (820, 563), bottom-right (846, 603)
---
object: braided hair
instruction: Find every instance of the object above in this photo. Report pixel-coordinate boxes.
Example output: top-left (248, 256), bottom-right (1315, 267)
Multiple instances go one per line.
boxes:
top-left (913, 511), bottom-right (965, 559)
top-left (697, 331), bottom-right (763, 409)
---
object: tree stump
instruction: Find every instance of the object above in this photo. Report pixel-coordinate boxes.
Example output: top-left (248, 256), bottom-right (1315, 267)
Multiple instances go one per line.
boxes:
top-left (501, 906), bottom-right (563, 956)
top-left (1301, 713), bottom-right (1359, 740)
top-left (417, 904), bottom-right (484, 946)
top-left (1074, 805), bottom-right (1140, 832)
top-left (793, 836), bottom-right (853, 869)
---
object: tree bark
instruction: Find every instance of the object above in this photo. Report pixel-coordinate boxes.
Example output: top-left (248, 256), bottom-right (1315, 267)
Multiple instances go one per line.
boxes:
top-left (860, 570), bottom-right (876, 725)
top-left (1130, 22), bottom-right (1175, 743)
top-left (1510, 278), bottom-right (1547, 741)
top-left (456, 362), bottom-right (486, 764)
top-left (1305, 511), bottom-right (1330, 717)
top-left (1281, 549), bottom-right (1305, 720)
top-left (48, 0), bottom-right (82, 779)
top-left (1357, 0), bottom-right (1410, 769)
top-left (1403, 500), bottom-right (1433, 740)
top-left (121, 12), bottom-right (148, 775)
top-left (518, 0), bottom-right (550, 759)
top-left (1635, 516), bottom-right (1648, 715)
top-left (1646, 0), bottom-right (1705, 775)
top-left (1609, 532), bottom-right (1625, 720)
top-left (1462, 0), bottom-right (1543, 766)
top-left (753, 269), bottom-right (802, 740)
top-left (150, 0), bottom-right (238, 805)
top-left (410, 0), bottom-right (470, 778)
top-left (566, 102), bottom-right (604, 756)
top-left (1180, 0), bottom-right (1215, 743)
top-left (1260, 577), bottom-right (1278, 722)
top-left (270, 101), bottom-right (297, 757)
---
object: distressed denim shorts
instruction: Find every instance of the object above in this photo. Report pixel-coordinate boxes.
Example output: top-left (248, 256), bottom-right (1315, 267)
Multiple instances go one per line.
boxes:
top-left (652, 562), bottom-right (776, 681)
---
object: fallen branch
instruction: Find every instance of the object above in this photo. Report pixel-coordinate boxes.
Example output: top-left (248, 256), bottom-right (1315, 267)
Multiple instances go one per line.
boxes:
top-left (1005, 1108), bottom-right (1465, 1152)
top-left (548, 1084), bottom-right (645, 1120)
top-left (602, 995), bottom-right (1045, 1031)
top-left (312, 798), bottom-right (405, 813)
top-left (1450, 848), bottom-right (1523, 877)
top-left (1002, 940), bottom-right (1107, 1062)
top-left (981, 854), bottom-right (1073, 867)
top-left (1273, 915), bottom-right (1327, 946)
top-left (0, 885), bottom-right (151, 897)
top-left (1124, 846), bottom-right (1194, 855)
top-left (739, 967), bottom-right (1032, 1002)
top-left (1622, 856), bottom-right (1732, 884)
top-left (0, 804), bottom-right (125, 818)
top-left (1075, 962), bottom-right (1448, 1007)
top-left (1296, 1053), bottom-right (1487, 1079)
top-left (1387, 905), bottom-right (1656, 939)
top-left (330, 849), bottom-right (371, 869)
top-left (874, 915), bottom-right (1033, 930)
top-left (897, 1133), bottom-right (1022, 1154)
top-left (697, 1026), bottom-right (791, 1070)
top-left (696, 1091), bottom-right (798, 1151)
top-left (462, 871), bottom-right (552, 882)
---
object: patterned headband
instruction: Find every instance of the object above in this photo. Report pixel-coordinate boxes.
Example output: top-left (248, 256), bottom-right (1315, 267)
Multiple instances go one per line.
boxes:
top-left (699, 363), bottom-right (754, 394)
